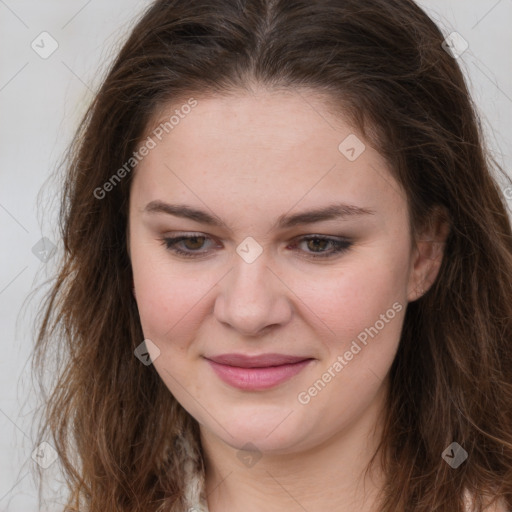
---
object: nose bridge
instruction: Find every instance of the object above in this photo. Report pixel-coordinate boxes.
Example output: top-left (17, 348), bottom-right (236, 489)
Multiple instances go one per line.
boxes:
top-left (214, 250), bottom-right (291, 336)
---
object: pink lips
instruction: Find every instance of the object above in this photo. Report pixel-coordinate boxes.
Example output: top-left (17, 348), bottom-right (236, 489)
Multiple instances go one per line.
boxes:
top-left (205, 353), bottom-right (314, 390)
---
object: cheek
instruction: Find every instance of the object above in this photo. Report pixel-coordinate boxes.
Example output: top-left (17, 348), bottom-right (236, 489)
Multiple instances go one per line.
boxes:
top-left (291, 249), bottom-right (409, 344)
top-left (290, 257), bottom-right (407, 437)
top-left (131, 239), bottom-right (213, 346)
top-left (136, 280), bottom-right (212, 351)
top-left (131, 248), bottom-right (212, 409)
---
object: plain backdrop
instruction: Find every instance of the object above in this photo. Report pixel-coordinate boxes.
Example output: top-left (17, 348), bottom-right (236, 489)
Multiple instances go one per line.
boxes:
top-left (0, 1), bottom-right (511, 510)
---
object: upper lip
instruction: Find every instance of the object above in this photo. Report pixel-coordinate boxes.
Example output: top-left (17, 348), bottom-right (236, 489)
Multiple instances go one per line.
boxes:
top-left (205, 353), bottom-right (312, 368)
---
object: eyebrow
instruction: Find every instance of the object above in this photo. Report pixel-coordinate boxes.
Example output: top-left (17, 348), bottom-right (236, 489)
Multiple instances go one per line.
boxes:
top-left (143, 200), bottom-right (375, 231)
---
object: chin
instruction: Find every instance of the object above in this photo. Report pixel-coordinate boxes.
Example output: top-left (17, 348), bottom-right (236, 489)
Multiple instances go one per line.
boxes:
top-left (202, 410), bottom-right (315, 455)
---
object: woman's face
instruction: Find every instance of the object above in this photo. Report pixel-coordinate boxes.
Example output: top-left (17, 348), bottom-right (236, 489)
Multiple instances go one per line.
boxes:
top-left (128, 88), bottom-right (428, 454)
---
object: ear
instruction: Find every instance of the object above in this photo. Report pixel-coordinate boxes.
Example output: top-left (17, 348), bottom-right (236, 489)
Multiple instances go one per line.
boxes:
top-left (407, 205), bottom-right (451, 302)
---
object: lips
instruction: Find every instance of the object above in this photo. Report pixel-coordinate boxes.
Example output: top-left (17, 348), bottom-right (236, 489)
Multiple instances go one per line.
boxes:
top-left (205, 353), bottom-right (311, 368)
top-left (204, 353), bottom-right (314, 390)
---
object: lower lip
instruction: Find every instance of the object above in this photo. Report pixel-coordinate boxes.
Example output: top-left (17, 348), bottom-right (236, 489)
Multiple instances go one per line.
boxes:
top-left (206, 358), bottom-right (313, 390)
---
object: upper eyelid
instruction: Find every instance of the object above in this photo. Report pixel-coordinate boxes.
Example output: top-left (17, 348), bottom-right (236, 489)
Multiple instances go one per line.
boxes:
top-left (163, 231), bottom-right (349, 241)
top-left (162, 233), bottom-right (352, 251)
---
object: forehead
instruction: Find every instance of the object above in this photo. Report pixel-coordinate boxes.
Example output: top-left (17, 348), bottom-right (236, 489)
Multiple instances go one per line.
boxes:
top-left (147, 89), bottom-right (357, 156)
top-left (131, 89), bottom-right (404, 221)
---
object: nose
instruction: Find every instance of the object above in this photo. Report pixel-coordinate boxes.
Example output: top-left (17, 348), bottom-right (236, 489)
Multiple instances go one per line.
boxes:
top-left (213, 253), bottom-right (293, 337)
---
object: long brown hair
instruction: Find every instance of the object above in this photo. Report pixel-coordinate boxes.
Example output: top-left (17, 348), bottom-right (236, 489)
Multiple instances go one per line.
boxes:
top-left (32, 0), bottom-right (512, 510)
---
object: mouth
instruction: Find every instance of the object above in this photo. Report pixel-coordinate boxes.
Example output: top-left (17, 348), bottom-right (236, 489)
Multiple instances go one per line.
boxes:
top-left (204, 353), bottom-right (315, 390)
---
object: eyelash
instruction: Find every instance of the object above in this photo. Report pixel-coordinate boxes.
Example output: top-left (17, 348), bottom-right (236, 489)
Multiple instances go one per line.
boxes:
top-left (159, 233), bottom-right (353, 260)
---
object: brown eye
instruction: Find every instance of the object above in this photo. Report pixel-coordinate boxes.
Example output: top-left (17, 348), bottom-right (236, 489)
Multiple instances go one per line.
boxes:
top-left (161, 234), bottom-right (214, 258)
top-left (293, 235), bottom-right (353, 259)
top-left (182, 236), bottom-right (207, 250)
top-left (305, 238), bottom-right (330, 252)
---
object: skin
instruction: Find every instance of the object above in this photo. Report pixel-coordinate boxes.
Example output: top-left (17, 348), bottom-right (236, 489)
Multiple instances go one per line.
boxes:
top-left (128, 87), bottom-right (450, 512)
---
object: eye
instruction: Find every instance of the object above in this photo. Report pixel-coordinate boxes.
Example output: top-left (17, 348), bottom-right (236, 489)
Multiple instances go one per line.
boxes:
top-left (289, 235), bottom-right (353, 259)
top-left (160, 234), bottom-right (214, 258)
top-left (160, 233), bottom-right (353, 260)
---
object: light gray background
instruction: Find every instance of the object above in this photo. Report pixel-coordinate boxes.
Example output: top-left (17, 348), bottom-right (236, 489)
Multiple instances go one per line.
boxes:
top-left (1, 1), bottom-right (511, 510)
